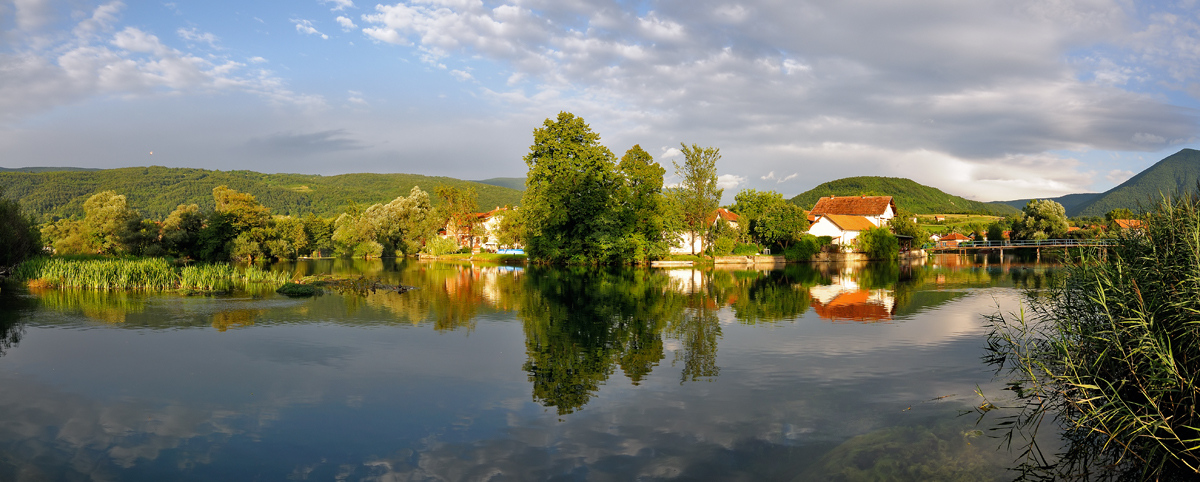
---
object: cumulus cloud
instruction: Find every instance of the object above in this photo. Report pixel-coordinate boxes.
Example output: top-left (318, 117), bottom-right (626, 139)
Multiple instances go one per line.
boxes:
top-left (359, 0), bottom-right (1198, 199)
top-left (761, 171), bottom-right (798, 184)
top-left (717, 174), bottom-right (744, 191)
top-left (336, 16), bottom-right (358, 31)
top-left (0, 3), bottom-right (325, 123)
top-left (292, 19), bottom-right (329, 40)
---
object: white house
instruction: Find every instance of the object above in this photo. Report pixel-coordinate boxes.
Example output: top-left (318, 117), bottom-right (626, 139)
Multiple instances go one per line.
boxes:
top-left (670, 208), bottom-right (741, 255)
top-left (806, 196), bottom-right (897, 246)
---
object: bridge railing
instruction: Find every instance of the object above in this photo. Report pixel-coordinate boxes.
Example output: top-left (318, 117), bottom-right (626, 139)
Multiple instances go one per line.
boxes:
top-left (950, 239), bottom-right (1117, 248)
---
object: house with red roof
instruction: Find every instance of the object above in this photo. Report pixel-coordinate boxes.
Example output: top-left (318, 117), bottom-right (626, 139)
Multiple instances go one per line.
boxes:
top-left (806, 196), bottom-right (897, 246)
top-left (670, 208), bottom-right (742, 255)
top-left (936, 232), bottom-right (972, 248)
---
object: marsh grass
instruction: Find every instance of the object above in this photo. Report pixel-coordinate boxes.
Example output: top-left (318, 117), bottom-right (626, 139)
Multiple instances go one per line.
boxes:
top-left (15, 258), bottom-right (291, 292)
top-left (985, 192), bottom-right (1200, 480)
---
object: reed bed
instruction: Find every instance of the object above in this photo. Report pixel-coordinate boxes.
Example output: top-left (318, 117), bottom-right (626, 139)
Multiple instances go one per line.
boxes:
top-left (15, 258), bottom-right (292, 292)
top-left (986, 192), bottom-right (1200, 480)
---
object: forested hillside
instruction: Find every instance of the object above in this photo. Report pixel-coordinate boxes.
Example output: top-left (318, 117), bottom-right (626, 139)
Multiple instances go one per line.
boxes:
top-left (1072, 148), bottom-right (1200, 216)
top-left (788, 176), bottom-right (1019, 215)
top-left (0, 166), bottom-right (523, 221)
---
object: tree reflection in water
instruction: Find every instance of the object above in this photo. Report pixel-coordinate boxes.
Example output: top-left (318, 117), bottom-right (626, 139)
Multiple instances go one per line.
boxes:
top-left (0, 284), bottom-right (36, 358)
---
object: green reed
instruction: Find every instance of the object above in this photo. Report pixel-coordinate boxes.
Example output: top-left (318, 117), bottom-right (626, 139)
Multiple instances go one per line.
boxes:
top-left (985, 192), bottom-right (1200, 480)
top-left (15, 258), bottom-right (292, 292)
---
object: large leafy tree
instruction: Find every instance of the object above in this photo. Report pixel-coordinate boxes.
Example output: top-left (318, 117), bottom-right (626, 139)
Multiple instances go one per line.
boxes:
top-left (731, 189), bottom-right (809, 248)
top-left (520, 112), bottom-right (624, 263)
top-left (0, 193), bottom-right (41, 267)
top-left (1013, 199), bottom-right (1069, 240)
top-left (670, 143), bottom-right (722, 255)
top-left (618, 145), bottom-right (672, 261)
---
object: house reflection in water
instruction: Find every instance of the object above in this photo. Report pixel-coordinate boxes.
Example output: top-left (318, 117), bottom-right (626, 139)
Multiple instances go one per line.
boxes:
top-left (808, 275), bottom-right (896, 323)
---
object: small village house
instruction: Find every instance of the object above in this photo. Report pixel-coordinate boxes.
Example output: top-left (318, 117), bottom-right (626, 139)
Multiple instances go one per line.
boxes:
top-left (936, 232), bottom-right (971, 248)
top-left (670, 208), bottom-right (740, 255)
top-left (805, 196), bottom-right (897, 247)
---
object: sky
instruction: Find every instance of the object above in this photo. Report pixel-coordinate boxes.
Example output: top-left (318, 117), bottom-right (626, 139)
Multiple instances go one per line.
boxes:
top-left (1, 0), bottom-right (1198, 203)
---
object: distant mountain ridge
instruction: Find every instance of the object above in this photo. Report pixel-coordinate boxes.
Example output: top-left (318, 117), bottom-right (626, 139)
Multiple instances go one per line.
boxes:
top-left (0, 166), bottom-right (524, 221)
top-left (996, 149), bottom-right (1200, 217)
top-left (788, 176), bottom-right (1019, 215)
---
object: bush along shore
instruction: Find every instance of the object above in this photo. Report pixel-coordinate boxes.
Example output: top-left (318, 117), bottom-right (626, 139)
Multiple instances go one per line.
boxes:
top-left (13, 257), bottom-right (291, 293)
top-left (984, 190), bottom-right (1200, 480)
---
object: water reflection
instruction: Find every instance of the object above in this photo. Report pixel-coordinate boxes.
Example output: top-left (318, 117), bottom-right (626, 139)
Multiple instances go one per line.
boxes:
top-left (0, 253), bottom-right (1071, 480)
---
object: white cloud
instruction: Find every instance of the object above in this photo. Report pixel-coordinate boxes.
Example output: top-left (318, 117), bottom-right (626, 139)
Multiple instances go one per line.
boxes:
top-left (717, 174), bottom-right (745, 191)
top-left (248, 56), bottom-right (267, 63)
top-left (449, 69), bottom-right (473, 81)
top-left (292, 19), bottom-right (329, 40)
top-left (357, 0), bottom-right (1198, 200)
top-left (336, 16), bottom-right (358, 31)
top-left (177, 27), bottom-right (219, 49)
top-left (321, 0), bottom-right (354, 12)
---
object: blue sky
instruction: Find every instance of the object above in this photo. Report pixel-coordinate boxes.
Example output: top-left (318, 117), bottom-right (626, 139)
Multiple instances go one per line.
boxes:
top-left (1, 0), bottom-right (1198, 202)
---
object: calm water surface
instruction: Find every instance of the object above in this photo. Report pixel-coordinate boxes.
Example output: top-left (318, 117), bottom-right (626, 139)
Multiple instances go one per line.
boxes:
top-left (0, 254), bottom-right (1062, 481)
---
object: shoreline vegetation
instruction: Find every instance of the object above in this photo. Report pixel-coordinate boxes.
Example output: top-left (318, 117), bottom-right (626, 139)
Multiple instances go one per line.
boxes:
top-left (13, 257), bottom-right (291, 293)
top-left (983, 190), bottom-right (1200, 480)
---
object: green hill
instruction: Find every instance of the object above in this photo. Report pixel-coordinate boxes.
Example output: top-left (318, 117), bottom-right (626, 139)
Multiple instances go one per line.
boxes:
top-left (1070, 148), bottom-right (1200, 217)
top-left (0, 166), bottom-right (523, 222)
top-left (475, 177), bottom-right (526, 191)
top-left (788, 176), bottom-right (1019, 215)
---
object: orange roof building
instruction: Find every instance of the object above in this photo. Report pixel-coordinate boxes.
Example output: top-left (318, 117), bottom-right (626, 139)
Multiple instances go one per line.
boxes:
top-left (806, 195), bottom-right (898, 246)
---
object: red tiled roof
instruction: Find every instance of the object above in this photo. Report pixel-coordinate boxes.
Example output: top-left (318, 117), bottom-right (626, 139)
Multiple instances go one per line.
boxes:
top-left (706, 208), bottom-right (741, 225)
top-left (940, 232), bottom-right (971, 241)
top-left (810, 196), bottom-right (895, 217)
top-left (1115, 219), bottom-right (1143, 229)
top-left (822, 214), bottom-right (877, 231)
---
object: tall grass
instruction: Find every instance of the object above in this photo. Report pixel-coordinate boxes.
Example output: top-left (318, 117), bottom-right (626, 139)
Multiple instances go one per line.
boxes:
top-left (15, 258), bottom-right (291, 292)
top-left (985, 192), bottom-right (1200, 480)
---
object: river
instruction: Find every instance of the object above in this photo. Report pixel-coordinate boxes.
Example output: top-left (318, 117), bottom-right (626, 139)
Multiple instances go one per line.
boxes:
top-left (0, 254), bottom-right (1061, 481)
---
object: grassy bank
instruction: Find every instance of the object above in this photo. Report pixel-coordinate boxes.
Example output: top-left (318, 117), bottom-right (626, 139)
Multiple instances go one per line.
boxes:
top-left (985, 192), bottom-right (1200, 479)
top-left (13, 257), bottom-right (291, 292)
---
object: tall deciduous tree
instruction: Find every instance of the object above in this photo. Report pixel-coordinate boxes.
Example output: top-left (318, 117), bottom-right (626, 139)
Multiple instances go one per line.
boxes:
top-left (670, 143), bottom-right (722, 255)
top-left (1013, 199), bottom-right (1069, 240)
top-left (520, 112), bottom-right (623, 263)
top-left (435, 185), bottom-right (481, 249)
top-left (618, 144), bottom-right (672, 261)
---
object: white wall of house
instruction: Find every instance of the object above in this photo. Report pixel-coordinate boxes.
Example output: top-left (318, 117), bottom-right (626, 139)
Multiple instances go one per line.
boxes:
top-left (807, 217), bottom-right (863, 245)
top-left (670, 231), bottom-right (705, 255)
top-left (865, 205), bottom-right (895, 227)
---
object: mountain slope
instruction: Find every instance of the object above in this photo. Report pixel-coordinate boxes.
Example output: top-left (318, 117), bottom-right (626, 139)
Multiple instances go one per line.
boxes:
top-left (475, 177), bottom-right (526, 191)
top-left (1072, 148), bottom-right (1200, 217)
top-left (995, 193), bottom-right (1101, 215)
top-left (0, 166), bottom-right (523, 221)
top-left (788, 176), bottom-right (1019, 215)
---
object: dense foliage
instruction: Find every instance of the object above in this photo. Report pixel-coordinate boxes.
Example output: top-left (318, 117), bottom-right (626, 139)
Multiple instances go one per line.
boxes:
top-left (788, 176), bottom-right (1018, 215)
top-left (855, 227), bottom-right (899, 260)
top-left (731, 189), bottom-right (810, 249)
top-left (1011, 199), bottom-right (1069, 240)
top-left (0, 166), bottom-right (522, 222)
top-left (519, 113), bottom-right (672, 264)
top-left (1074, 148), bottom-right (1200, 217)
top-left (986, 190), bottom-right (1200, 480)
top-left (0, 192), bottom-right (41, 268)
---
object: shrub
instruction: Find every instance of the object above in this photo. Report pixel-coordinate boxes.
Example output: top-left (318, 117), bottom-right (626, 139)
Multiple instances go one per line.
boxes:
top-left (855, 227), bottom-right (898, 260)
top-left (423, 236), bottom-right (458, 256)
top-left (276, 282), bottom-right (320, 297)
top-left (784, 234), bottom-right (824, 261)
top-left (731, 243), bottom-right (760, 256)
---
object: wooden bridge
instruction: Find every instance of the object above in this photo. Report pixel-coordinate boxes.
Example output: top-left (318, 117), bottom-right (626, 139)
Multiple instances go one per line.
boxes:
top-left (928, 239), bottom-right (1116, 259)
